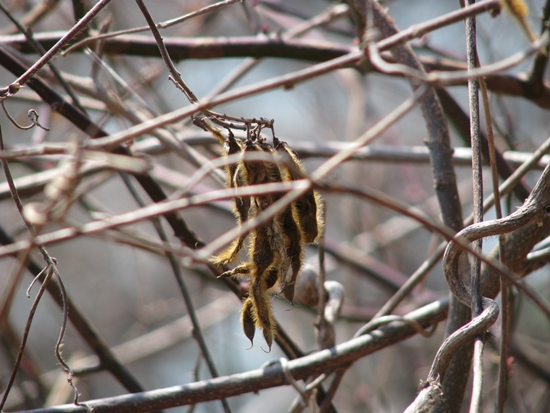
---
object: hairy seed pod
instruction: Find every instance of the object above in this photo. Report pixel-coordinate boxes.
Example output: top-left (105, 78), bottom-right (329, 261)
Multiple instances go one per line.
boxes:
top-left (240, 298), bottom-right (256, 345)
top-left (219, 262), bottom-right (251, 278)
top-left (275, 140), bottom-right (323, 244)
top-left (203, 121), bottom-right (325, 348)
top-left (256, 139), bottom-right (303, 302)
top-left (248, 220), bottom-right (280, 350)
top-left (211, 132), bottom-right (251, 266)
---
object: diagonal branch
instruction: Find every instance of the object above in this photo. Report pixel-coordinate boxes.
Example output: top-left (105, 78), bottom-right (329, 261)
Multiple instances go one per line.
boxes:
top-left (11, 297), bottom-right (451, 413)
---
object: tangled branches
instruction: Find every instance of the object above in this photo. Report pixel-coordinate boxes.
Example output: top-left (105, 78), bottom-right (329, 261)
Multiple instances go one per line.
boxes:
top-left (405, 164), bottom-right (550, 412)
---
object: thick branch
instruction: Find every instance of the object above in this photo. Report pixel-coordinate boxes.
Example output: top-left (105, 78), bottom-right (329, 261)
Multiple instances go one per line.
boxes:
top-left (14, 298), bottom-right (450, 413)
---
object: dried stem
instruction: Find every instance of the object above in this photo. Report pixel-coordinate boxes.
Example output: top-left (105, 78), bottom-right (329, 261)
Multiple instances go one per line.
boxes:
top-left (0, 0), bottom-right (111, 98)
top-left (10, 297), bottom-right (451, 413)
top-left (118, 172), bottom-right (232, 413)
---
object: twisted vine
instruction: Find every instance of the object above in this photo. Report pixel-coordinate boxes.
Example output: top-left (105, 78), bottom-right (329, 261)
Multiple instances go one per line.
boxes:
top-left (405, 164), bottom-right (550, 413)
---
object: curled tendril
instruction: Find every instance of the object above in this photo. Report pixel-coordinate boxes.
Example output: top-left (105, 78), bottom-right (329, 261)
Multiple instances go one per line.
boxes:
top-left (28, 109), bottom-right (50, 131)
top-left (1, 101), bottom-right (49, 131)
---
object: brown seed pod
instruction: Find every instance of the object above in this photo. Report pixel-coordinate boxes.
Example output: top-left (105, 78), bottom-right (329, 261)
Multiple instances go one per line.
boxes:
top-left (226, 220), bottom-right (283, 350)
top-left (255, 138), bottom-right (303, 303)
top-left (211, 131), bottom-right (251, 266)
top-left (202, 119), bottom-right (324, 349)
top-left (247, 219), bottom-right (283, 350)
top-left (219, 262), bottom-right (251, 278)
top-left (275, 139), bottom-right (323, 245)
top-left (240, 297), bottom-right (256, 345)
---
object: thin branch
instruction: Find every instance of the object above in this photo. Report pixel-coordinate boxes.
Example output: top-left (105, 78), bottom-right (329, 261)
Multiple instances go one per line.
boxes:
top-left (6, 0), bottom-right (488, 58)
top-left (527, 0), bottom-right (550, 90)
top-left (2, 139), bottom-right (549, 168)
top-left (0, 0), bottom-right (61, 35)
top-left (367, 29), bottom-right (550, 86)
top-left (323, 237), bottom-right (414, 294)
top-left (61, 0), bottom-right (242, 54)
top-left (481, 69), bottom-right (509, 412)
top-left (443, 164), bottom-right (550, 317)
top-left (0, 0), bottom-right (111, 98)
top-left (466, 6), bottom-right (485, 412)
top-left (0, 1), bottom-right (86, 113)
top-left (118, 172), bottom-right (232, 413)
top-left (11, 297), bottom-right (451, 413)
top-left (0, 45), bottom-right (215, 258)
top-left (355, 241), bottom-right (447, 336)
top-left (467, 3), bottom-right (482, 284)
top-left (311, 85), bottom-right (428, 180)
top-left (435, 87), bottom-right (531, 201)
top-left (0, 267), bottom-right (54, 410)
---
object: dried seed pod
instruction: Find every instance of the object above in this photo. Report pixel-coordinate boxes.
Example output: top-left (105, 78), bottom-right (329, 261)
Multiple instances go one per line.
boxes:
top-left (233, 202), bottom-right (286, 348)
top-left (226, 220), bottom-right (283, 349)
top-left (241, 297), bottom-right (256, 345)
top-left (247, 220), bottom-right (281, 350)
top-left (275, 140), bottom-right (323, 244)
top-left (201, 120), bottom-right (325, 349)
top-left (211, 131), bottom-right (251, 266)
top-left (241, 138), bottom-right (272, 208)
top-left (265, 267), bottom-right (280, 290)
top-left (255, 139), bottom-right (304, 302)
top-left (240, 265), bottom-right (280, 349)
top-left (219, 262), bottom-right (251, 278)
top-left (277, 208), bottom-right (303, 303)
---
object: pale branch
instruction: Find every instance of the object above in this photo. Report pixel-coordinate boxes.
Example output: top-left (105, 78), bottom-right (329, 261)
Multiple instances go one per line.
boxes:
top-left (0, 0), bottom-right (112, 98)
top-left (14, 298), bottom-right (450, 413)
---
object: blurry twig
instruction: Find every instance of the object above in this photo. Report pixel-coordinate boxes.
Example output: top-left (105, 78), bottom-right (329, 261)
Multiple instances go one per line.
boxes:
top-left (2, 139), bottom-right (550, 168)
top-left (1, 171), bottom-right (546, 315)
top-left (0, 0), bottom-right (111, 98)
top-left (63, 0), bottom-right (242, 54)
top-left (0, 266), bottom-right (55, 410)
top-left (355, 132), bottom-right (550, 337)
top-left (322, 182), bottom-right (550, 318)
top-left (192, 2), bottom-right (350, 126)
top-left (465, 5), bottom-right (485, 412)
top-left (0, 0), bottom-right (61, 35)
top-left (0, 1), bottom-right (86, 112)
top-left (119, 172), bottom-right (232, 413)
top-left (11, 297), bottom-right (452, 413)
top-left (323, 237), bottom-right (413, 293)
top-left (435, 87), bottom-right (531, 201)
top-left (311, 85), bottom-right (427, 180)
top-left (367, 27), bottom-right (550, 86)
top-left (83, 47), bottom-right (225, 185)
top-left (319, 368), bottom-right (346, 413)
top-left (527, 0), bottom-right (550, 93)
top-left (0, 178), bottom-right (303, 259)
top-left (0, 126), bottom-right (79, 406)
top-left (135, 0), bottom-right (264, 128)
top-left (6, 31), bottom-right (550, 108)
